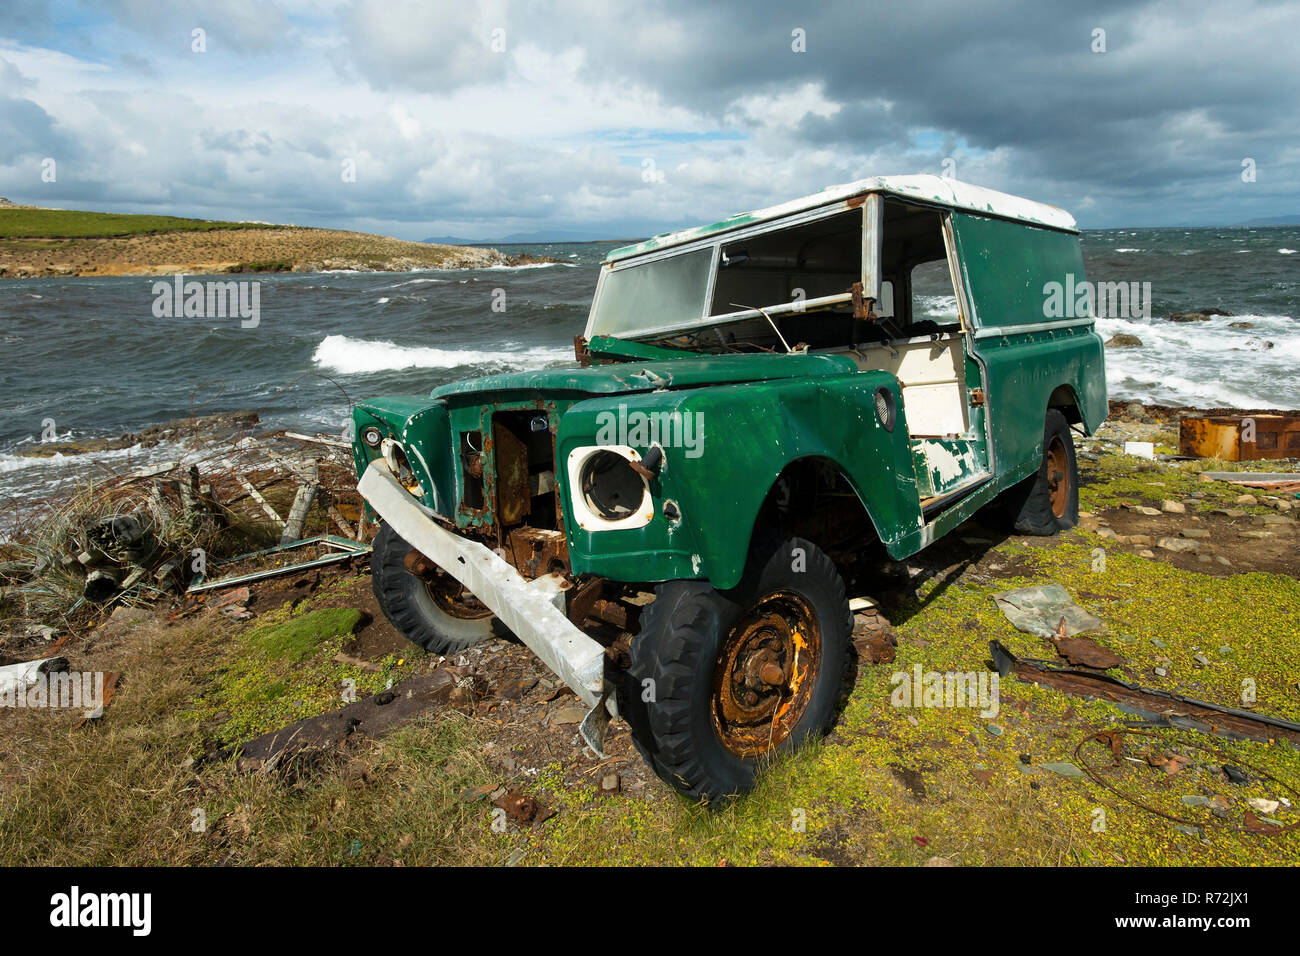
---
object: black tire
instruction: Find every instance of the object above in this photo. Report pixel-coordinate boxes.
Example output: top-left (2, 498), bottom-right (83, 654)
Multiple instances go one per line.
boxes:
top-left (370, 522), bottom-right (506, 655)
top-left (1001, 408), bottom-right (1079, 535)
top-left (627, 535), bottom-right (852, 803)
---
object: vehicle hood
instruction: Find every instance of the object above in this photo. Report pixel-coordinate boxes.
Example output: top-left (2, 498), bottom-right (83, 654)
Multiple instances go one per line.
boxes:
top-left (428, 352), bottom-right (859, 402)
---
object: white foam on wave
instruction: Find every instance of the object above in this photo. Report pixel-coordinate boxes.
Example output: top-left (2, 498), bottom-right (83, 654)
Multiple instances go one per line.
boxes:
top-left (311, 334), bottom-right (572, 375)
top-left (1098, 312), bottom-right (1300, 408)
top-left (1280, 248), bottom-right (1297, 254)
top-left (1115, 248), bottom-right (1142, 253)
top-left (482, 261), bottom-right (578, 270)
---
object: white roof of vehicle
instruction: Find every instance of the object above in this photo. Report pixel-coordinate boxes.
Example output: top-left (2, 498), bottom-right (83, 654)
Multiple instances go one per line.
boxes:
top-left (605, 174), bottom-right (1078, 262)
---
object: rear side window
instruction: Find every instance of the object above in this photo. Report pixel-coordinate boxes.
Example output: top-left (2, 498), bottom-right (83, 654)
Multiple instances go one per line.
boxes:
top-left (910, 258), bottom-right (960, 327)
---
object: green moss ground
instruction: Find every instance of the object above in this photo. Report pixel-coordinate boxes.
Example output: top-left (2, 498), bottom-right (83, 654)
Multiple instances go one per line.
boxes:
top-left (5, 448), bottom-right (1298, 866)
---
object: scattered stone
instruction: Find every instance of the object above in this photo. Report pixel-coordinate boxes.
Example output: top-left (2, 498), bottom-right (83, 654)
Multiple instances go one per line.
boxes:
top-left (1106, 333), bottom-right (1144, 348)
top-left (1157, 536), bottom-right (1199, 554)
top-left (1256, 514), bottom-right (1291, 526)
top-left (599, 773), bottom-right (621, 795)
top-left (1161, 500), bottom-right (1185, 514)
top-left (985, 724), bottom-right (1003, 737)
top-left (1154, 666), bottom-right (1168, 677)
top-left (1124, 534), bottom-right (1153, 546)
top-left (1138, 549), bottom-right (1156, 558)
top-left (1167, 308), bottom-right (1231, 322)
top-left (1215, 555), bottom-right (1233, 567)
top-left (1248, 797), bottom-right (1280, 814)
top-left (1179, 528), bottom-right (1210, 539)
top-left (1181, 795), bottom-right (1212, 808)
top-left (1134, 506), bottom-right (1162, 516)
top-left (1240, 531), bottom-right (1271, 539)
top-left (1041, 761), bottom-right (1085, 778)
top-left (1222, 766), bottom-right (1248, 784)
top-left (1149, 753), bottom-right (1192, 774)
top-left (1234, 494), bottom-right (1258, 506)
top-left (1193, 652), bottom-right (1212, 667)
top-left (551, 704), bottom-right (589, 725)
top-left (1210, 508), bottom-right (1246, 517)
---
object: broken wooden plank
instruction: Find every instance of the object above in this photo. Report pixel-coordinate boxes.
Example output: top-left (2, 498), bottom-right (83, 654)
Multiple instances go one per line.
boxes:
top-left (280, 463), bottom-right (319, 545)
top-left (236, 474), bottom-right (284, 527)
top-left (326, 502), bottom-right (356, 539)
top-left (285, 431), bottom-right (350, 449)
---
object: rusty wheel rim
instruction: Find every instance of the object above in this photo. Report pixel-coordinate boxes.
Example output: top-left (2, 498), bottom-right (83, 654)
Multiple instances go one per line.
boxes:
top-left (1046, 435), bottom-right (1070, 518)
top-left (425, 573), bottom-right (494, 620)
top-left (711, 590), bottom-right (822, 757)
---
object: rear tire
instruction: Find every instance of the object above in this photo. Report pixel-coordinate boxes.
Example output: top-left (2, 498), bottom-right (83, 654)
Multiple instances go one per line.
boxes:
top-left (370, 522), bottom-right (506, 655)
top-left (627, 535), bottom-right (852, 803)
top-left (1000, 408), bottom-right (1079, 536)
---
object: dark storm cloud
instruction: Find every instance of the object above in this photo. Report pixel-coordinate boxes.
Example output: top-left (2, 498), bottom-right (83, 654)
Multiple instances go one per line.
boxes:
top-left (336, 0), bottom-right (1298, 223)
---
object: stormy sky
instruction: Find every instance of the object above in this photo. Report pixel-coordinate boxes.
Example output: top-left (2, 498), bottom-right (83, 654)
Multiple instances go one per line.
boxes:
top-left (1, 0), bottom-right (1295, 238)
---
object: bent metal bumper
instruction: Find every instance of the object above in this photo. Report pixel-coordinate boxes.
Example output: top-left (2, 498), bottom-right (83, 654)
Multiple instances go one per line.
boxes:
top-left (357, 460), bottom-right (613, 755)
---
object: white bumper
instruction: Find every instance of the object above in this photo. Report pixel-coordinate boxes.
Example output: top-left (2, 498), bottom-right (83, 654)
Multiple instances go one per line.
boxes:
top-left (357, 460), bottom-right (607, 709)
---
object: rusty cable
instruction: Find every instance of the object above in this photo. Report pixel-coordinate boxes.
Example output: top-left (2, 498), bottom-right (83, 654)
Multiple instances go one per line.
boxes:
top-left (1072, 727), bottom-right (1300, 835)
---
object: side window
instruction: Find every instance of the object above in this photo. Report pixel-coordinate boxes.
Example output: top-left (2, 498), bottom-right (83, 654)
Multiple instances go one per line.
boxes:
top-left (910, 258), bottom-right (960, 328)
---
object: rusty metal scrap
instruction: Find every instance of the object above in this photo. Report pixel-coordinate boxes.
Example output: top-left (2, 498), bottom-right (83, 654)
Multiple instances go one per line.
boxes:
top-left (990, 640), bottom-right (1300, 746)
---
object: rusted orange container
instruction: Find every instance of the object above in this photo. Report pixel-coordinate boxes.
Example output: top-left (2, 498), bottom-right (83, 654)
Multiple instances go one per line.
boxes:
top-left (1180, 414), bottom-right (1300, 461)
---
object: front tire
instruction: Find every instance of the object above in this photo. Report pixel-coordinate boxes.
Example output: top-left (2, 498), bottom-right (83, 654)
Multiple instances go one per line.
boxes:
top-left (370, 522), bottom-right (506, 655)
top-left (626, 535), bottom-right (852, 803)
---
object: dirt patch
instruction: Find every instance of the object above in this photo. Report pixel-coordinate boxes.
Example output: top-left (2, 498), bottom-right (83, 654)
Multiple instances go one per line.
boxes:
top-left (1092, 505), bottom-right (1298, 577)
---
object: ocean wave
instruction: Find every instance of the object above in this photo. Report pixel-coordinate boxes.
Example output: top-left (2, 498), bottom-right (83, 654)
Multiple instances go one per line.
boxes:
top-left (482, 261), bottom-right (578, 270)
top-left (311, 334), bottom-right (573, 374)
top-left (1114, 248), bottom-right (1142, 253)
top-left (1280, 248), bottom-right (1297, 254)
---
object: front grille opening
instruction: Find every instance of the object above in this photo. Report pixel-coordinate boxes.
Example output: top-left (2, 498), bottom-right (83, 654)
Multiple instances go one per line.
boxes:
top-left (492, 411), bottom-right (558, 530)
top-left (459, 430), bottom-right (485, 510)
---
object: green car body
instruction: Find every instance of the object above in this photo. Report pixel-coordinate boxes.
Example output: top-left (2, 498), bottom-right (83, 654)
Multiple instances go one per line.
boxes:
top-left (352, 175), bottom-right (1106, 793)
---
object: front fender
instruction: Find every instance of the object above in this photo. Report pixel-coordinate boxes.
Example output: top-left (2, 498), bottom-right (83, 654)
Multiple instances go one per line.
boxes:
top-left (556, 371), bottom-right (923, 589)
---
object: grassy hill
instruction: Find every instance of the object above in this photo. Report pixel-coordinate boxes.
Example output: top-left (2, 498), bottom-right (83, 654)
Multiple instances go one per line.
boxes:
top-left (0, 204), bottom-right (512, 277)
top-left (0, 207), bottom-right (281, 239)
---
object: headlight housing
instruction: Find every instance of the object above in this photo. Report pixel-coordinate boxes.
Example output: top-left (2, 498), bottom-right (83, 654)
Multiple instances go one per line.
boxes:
top-left (565, 445), bottom-right (655, 531)
top-left (381, 438), bottom-right (423, 496)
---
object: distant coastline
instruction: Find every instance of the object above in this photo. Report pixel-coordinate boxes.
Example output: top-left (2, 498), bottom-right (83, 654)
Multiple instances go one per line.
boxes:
top-left (0, 201), bottom-right (542, 278)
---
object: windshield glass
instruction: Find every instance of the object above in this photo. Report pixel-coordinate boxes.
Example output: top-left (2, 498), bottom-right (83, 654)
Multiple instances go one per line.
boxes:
top-left (588, 247), bottom-right (714, 337)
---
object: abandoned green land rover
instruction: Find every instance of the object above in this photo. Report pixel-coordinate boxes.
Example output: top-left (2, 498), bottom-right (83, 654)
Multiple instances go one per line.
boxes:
top-left (352, 174), bottom-right (1107, 802)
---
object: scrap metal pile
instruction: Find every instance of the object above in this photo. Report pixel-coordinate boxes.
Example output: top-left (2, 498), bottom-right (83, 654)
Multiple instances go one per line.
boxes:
top-left (0, 420), bottom-right (372, 635)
